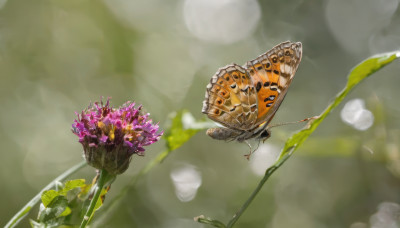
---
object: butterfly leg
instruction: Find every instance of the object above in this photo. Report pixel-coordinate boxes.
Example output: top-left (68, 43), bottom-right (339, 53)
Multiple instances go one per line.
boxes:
top-left (244, 140), bottom-right (253, 160)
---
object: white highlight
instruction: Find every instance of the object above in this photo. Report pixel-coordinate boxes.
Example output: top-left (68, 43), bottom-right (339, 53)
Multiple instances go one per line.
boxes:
top-left (183, 0), bottom-right (261, 44)
top-left (370, 202), bottom-right (400, 228)
top-left (250, 144), bottom-right (280, 176)
top-left (170, 165), bottom-right (202, 202)
top-left (326, 0), bottom-right (399, 55)
top-left (340, 99), bottom-right (374, 131)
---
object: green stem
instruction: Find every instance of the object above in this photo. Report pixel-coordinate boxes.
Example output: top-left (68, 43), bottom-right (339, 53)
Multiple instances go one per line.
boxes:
top-left (226, 153), bottom-right (291, 228)
top-left (5, 161), bottom-right (87, 228)
top-left (80, 169), bottom-right (109, 228)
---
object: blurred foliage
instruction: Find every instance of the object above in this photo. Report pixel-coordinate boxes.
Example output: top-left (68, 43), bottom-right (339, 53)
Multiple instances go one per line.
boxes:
top-left (165, 110), bottom-right (213, 151)
top-left (1, 0), bottom-right (400, 227)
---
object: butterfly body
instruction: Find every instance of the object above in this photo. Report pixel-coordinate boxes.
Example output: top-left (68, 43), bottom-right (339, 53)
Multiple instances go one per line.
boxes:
top-left (202, 41), bottom-right (302, 141)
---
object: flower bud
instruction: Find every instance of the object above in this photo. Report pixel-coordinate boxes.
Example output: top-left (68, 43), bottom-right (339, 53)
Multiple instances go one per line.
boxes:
top-left (72, 98), bottom-right (162, 174)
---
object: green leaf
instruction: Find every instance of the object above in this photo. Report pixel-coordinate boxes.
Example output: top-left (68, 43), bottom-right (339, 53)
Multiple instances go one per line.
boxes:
top-left (60, 179), bottom-right (85, 195)
top-left (41, 190), bottom-right (59, 208)
top-left (164, 110), bottom-right (214, 151)
top-left (38, 196), bottom-right (68, 222)
top-left (59, 206), bottom-right (71, 217)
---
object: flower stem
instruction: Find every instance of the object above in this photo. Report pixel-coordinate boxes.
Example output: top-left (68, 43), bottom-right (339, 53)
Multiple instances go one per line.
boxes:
top-left (80, 169), bottom-right (109, 228)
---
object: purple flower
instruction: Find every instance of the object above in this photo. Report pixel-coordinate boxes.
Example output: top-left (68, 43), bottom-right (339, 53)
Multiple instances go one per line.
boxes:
top-left (72, 98), bottom-right (163, 174)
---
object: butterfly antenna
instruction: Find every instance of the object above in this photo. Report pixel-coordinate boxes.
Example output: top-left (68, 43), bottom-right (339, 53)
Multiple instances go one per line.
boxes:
top-left (267, 116), bottom-right (317, 129)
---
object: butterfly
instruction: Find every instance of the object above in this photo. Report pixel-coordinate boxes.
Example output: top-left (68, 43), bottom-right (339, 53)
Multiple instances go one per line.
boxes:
top-left (202, 41), bottom-right (302, 143)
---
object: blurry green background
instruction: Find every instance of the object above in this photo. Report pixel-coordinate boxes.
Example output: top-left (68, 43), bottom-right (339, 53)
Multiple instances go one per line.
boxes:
top-left (1, 0), bottom-right (400, 227)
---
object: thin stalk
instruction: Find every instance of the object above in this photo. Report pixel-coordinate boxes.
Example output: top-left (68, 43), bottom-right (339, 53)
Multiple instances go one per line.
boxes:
top-left (226, 153), bottom-right (290, 228)
top-left (80, 169), bottom-right (109, 228)
top-left (5, 161), bottom-right (87, 228)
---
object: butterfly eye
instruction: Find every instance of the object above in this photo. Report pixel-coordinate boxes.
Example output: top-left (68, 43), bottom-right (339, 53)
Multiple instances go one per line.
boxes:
top-left (260, 130), bottom-right (270, 138)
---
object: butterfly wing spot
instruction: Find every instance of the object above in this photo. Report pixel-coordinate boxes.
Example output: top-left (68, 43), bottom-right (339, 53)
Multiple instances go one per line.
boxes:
top-left (263, 82), bottom-right (270, 87)
top-left (220, 90), bottom-right (229, 98)
top-left (273, 70), bottom-right (279, 75)
top-left (256, 82), bottom-right (262, 92)
top-left (263, 95), bottom-right (276, 102)
top-left (231, 71), bottom-right (240, 80)
top-left (266, 102), bottom-right (273, 107)
top-left (271, 55), bottom-right (278, 63)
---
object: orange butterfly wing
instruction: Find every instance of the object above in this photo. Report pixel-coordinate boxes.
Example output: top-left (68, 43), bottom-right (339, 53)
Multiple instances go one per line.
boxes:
top-left (202, 64), bottom-right (258, 131)
top-left (202, 41), bottom-right (302, 141)
top-left (245, 41), bottom-right (302, 127)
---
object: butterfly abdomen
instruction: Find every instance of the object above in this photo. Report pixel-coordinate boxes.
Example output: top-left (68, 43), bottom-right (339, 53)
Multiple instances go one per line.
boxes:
top-left (206, 127), bottom-right (241, 141)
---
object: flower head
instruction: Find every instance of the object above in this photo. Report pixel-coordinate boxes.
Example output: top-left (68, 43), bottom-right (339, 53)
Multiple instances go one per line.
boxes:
top-left (72, 98), bottom-right (163, 174)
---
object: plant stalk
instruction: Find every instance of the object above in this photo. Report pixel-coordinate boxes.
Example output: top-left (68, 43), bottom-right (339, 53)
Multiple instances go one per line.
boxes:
top-left (80, 169), bottom-right (109, 228)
